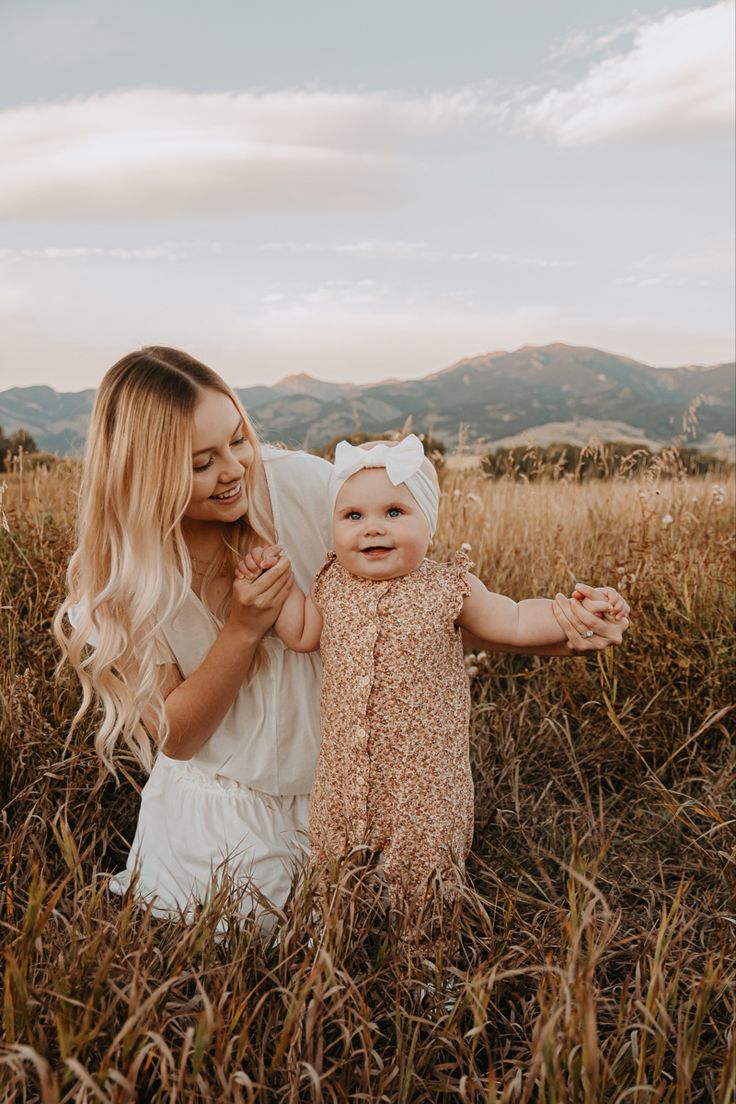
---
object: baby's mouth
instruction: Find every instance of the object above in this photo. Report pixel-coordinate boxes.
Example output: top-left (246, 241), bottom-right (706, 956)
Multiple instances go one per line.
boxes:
top-left (361, 545), bottom-right (394, 557)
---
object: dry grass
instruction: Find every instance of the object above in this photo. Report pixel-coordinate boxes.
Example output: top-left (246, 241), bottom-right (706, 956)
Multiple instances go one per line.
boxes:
top-left (1, 457), bottom-right (735, 1103)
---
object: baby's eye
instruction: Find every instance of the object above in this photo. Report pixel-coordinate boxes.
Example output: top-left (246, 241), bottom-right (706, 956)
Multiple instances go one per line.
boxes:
top-left (346, 511), bottom-right (362, 521)
top-left (387, 507), bottom-right (403, 518)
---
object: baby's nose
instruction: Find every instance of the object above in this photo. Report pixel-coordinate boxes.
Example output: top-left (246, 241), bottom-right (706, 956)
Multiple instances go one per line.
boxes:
top-left (363, 517), bottom-right (386, 534)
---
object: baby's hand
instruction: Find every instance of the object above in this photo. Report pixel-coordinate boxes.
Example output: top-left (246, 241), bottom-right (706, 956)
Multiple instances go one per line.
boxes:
top-left (571, 582), bottom-right (630, 621)
top-left (235, 544), bottom-right (283, 582)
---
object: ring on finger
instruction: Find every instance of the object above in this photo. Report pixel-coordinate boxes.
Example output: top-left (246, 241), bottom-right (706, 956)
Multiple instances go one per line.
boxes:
top-left (583, 629), bottom-right (594, 638)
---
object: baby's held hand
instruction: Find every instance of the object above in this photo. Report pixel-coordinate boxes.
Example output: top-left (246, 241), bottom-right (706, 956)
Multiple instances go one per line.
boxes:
top-left (571, 581), bottom-right (630, 621)
top-left (235, 544), bottom-right (283, 582)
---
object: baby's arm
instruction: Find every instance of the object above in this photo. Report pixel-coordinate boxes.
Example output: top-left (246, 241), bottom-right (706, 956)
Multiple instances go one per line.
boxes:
top-left (236, 546), bottom-right (323, 653)
top-left (458, 573), bottom-right (613, 649)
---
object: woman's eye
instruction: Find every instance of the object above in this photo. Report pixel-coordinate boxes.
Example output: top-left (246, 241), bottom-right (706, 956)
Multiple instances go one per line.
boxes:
top-left (193, 434), bottom-right (247, 472)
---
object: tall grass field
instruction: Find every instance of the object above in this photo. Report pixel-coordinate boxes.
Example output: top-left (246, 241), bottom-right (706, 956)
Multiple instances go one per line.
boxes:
top-left (1, 453), bottom-right (734, 1103)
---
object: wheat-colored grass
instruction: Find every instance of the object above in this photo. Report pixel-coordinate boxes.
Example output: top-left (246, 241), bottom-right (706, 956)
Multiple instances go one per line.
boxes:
top-left (1, 456), bottom-right (734, 1102)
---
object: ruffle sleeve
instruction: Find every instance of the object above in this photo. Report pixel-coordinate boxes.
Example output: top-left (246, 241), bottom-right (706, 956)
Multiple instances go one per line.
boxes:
top-left (311, 551), bottom-right (338, 609)
top-left (444, 549), bottom-right (474, 622)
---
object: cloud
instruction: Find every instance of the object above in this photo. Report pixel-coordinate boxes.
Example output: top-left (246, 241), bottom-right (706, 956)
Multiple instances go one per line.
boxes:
top-left (260, 240), bottom-right (567, 267)
top-left (548, 14), bottom-right (655, 62)
top-left (260, 239), bottom-right (486, 261)
top-left (0, 87), bottom-right (476, 220)
top-left (490, 252), bottom-right (569, 269)
top-left (260, 279), bottom-right (390, 314)
top-left (614, 245), bottom-right (732, 288)
top-left (0, 241), bottom-right (222, 261)
top-left (517, 2), bottom-right (734, 145)
top-left (261, 239), bottom-right (437, 259)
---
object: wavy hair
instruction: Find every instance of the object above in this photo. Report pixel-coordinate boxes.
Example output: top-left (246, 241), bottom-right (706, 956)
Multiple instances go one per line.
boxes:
top-left (54, 347), bottom-right (268, 772)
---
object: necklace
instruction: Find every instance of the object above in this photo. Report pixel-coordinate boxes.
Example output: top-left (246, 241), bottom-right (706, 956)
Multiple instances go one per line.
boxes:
top-left (189, 549), bottom-right (228, 575)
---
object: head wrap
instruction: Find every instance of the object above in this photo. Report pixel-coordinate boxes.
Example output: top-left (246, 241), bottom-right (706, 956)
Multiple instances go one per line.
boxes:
top-left (329, 433), bottom-right (439, 537)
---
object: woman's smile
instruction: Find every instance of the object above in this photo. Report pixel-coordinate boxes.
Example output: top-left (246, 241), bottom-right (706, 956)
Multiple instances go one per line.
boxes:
top-left (210, 482), bottom-right (243, 503)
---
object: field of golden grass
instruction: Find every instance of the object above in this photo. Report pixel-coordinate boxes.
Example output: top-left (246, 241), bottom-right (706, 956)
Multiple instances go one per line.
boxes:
top-left (1, 456), bottom-right (734, 1102)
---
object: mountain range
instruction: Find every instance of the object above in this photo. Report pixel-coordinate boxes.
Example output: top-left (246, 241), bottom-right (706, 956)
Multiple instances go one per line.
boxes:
top-left (1, 344), bottom-right (733, 457)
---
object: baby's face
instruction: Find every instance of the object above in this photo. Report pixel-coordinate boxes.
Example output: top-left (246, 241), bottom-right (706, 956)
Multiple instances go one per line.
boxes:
top-left (333, 468), bottom-right (430, 580)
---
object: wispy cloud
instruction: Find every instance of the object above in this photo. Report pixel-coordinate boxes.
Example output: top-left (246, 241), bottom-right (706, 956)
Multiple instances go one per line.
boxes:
top-left (516, 2), bottom-right (734, 145)
top-left (260, 279), bottom-right (390, 316)
top-left (260, 239), bottom-right (484, 261)
top-left (262, 239), bottom-right (436, 259)
top-left (490, 251), bottom-right (569, 269)
top-left (547, 13), bottom-right (655, 62)
top-left (614, 246), bottom-right (732, 288)
top-left (0, 88), bottom-right (478, 220)
top-left (0, 241), bottom-right (222, 261)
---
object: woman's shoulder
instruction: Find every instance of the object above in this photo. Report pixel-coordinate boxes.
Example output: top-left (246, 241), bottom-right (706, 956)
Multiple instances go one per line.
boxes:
top-left (259, 447), bottom-right (334, 568)
top-left (260, 445), bottom-right (332, 486)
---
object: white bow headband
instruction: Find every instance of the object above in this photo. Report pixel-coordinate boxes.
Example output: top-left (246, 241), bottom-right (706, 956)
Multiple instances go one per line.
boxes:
top-left (329, 434), bottom-right (439, 536)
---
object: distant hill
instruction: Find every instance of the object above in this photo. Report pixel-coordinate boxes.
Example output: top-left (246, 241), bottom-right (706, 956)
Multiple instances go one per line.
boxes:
top-left (1, 344), bottom-right (733, 456)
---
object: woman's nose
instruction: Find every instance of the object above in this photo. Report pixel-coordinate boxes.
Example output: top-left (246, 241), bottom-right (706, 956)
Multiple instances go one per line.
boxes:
top-left (221, 452), bottom-right (246, 480)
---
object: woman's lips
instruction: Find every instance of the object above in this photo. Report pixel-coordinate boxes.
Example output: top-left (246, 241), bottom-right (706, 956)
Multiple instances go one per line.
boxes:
top-left (210, 482), bottom-right (243, 504)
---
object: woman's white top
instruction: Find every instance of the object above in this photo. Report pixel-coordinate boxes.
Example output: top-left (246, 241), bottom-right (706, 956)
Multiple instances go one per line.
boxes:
top-left (71, 447), bottom-right (332, 797)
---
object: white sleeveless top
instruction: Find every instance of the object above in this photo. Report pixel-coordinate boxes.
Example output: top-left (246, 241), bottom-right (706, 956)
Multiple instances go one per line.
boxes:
top-left (71, 447), bottom-right (332, 797)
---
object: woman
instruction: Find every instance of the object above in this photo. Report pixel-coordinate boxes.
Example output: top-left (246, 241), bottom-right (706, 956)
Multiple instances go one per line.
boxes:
top-left (56, 347), bottom-right (630, 926)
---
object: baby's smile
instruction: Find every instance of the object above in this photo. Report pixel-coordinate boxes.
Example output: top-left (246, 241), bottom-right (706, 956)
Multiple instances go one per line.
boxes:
top-left (360, 545), bottom-right (395, 558)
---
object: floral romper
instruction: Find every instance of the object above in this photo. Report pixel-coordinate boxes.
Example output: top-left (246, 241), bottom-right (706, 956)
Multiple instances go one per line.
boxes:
top-left (308, 550), bottom-right (474, 911)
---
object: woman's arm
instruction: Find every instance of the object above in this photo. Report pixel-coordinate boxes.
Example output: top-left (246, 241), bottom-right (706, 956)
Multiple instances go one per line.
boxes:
top-left (236, 545), bottom-right (323, 652)
top-left (149, 555), bottom-right (294, 760)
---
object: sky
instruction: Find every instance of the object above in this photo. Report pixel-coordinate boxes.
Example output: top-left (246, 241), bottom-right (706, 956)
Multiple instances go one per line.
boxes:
top-left (0, 0), bottom-right (734, 391)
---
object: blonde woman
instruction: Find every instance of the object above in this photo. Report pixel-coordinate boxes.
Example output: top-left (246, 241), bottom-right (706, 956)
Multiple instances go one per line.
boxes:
top-left (56, 346), bottom-right (629, 927)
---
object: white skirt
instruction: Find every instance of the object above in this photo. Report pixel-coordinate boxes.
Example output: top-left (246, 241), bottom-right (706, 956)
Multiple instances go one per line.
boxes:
top-left (110, 753), bottom-right (310, 928)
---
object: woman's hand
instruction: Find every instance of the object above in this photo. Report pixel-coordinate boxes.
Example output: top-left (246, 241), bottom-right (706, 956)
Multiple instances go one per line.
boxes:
top-left (229, 545), bottom-right (293, 641)
top-left (235, 544), bottom-right (283, 582)
top-left (552, 581), bottom-right (630, 652)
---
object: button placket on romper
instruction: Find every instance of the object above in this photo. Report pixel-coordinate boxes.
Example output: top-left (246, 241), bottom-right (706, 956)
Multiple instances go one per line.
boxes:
top-left (309, 551), bottom-right (474, 913)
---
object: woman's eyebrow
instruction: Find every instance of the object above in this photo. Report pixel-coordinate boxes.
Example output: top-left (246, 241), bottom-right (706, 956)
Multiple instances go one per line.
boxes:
top-left (192, 418), bottom-right (244, 457)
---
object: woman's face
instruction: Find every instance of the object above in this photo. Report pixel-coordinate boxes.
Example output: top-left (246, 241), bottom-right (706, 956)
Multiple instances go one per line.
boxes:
top-left (183, 388), bottom-right (254, 525)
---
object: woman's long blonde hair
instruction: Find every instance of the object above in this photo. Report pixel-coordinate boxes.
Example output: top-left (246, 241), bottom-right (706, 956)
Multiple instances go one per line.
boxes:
top-left (54, 347), bottom-right (266, 772)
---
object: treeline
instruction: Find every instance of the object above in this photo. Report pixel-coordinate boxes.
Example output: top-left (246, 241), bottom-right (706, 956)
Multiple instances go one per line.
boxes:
top-left (314, 431), bottom-right (447, 468)
top-left (481, 440), bottom-right (733, 481)
top-left (0, 426), bottom-right (38, 470)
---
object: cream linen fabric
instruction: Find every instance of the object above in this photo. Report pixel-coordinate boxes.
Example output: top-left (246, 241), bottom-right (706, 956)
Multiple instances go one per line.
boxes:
top-left (110, 756), bottom-right (311, 929)
top-left (155, 447), bottom-right (331, 794)
top-left (71, 446), bottom-right (332, 921)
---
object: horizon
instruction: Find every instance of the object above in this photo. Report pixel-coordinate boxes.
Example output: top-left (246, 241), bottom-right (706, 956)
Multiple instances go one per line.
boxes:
top-left (0, 340), bottom-right (733, 396)
top-left (1, 1), bottom-right (734, 390)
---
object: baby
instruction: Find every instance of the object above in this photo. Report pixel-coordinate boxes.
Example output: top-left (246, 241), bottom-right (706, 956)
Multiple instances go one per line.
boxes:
top-left (237, 435), bottom-right (624, 926)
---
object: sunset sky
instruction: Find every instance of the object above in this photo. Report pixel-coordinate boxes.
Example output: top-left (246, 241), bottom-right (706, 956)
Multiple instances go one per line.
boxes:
top-left (0, 0), bottom-right (734, 390)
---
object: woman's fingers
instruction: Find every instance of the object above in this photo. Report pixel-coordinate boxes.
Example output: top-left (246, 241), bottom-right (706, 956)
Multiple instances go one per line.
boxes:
top-left (555, 596), bottom-right (615, 649)
top-left (554, 592), bottom-right (629, 651)
top-left (248, 555), bottom-right (292, 603)
top-left (551, 596), bottom-right (597, 650)
top-left (579, 597), bottom-right (613, 615)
